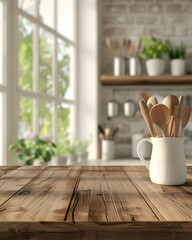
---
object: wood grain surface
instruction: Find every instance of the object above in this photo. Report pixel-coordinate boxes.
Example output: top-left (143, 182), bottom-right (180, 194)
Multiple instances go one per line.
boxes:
top-left (0, 166), bottom-right (191, 240)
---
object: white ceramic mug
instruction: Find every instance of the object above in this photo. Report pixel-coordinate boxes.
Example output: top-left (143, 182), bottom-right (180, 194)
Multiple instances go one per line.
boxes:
top-left (137, 137), bottom-right (187, 185)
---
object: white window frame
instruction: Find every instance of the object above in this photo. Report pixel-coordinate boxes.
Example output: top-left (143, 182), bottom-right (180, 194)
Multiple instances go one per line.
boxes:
top-left (5, 0), bottom-right (77, 164)
top-left (0, 0), bottom-right (8, 165)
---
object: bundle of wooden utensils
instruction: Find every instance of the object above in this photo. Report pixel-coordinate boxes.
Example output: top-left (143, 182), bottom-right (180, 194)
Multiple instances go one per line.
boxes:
top-left (139, 92), bottom-right (192, 137)
top-left (98, 125), bottom-right (120, 140)
top-left (105, 37), bottom-right (141, 58)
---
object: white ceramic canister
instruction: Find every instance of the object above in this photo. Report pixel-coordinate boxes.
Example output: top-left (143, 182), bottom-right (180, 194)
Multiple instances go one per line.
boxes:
top-left (129, 57), bottom-right (141, 76)
top-left (107, 100), bottom-right (119, 118)
top-left (114, 57), bottom-right (126, 76)
top-left (101, 140), bottom-right (115, 160)
top-left (123, 100), bottom-right (136, 117)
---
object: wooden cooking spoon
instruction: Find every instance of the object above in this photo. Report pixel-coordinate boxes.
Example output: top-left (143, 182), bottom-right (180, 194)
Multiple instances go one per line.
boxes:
top-left (141, 92), bottom-right (150, 103)
top-left (150, 104), bottom-right (171, 137)
top-left (163, 95), bottom-right (179, 137)
top-left (147, 96), bottom-right (161, 137)
top-left (123, 39), bottom-right (131, 57)
top-left (147, 96), bottom-right (158, 110)
top-left (162, 95), bottom-right (179, 115)
top-left (139, 100), bottom-right (155, 137)
top-left (178, 95), bottom-right (184, 106)
top-left (182, 106), bottom-right (191, 129)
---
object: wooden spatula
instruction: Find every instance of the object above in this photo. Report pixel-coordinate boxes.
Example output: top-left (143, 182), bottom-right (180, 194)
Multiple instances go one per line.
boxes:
top-left (139, 100), bottom-right (156, 137)
top-left (182, 106), bottom-right (191, 129)
top-left (173, 105), bottom-right (180, 137)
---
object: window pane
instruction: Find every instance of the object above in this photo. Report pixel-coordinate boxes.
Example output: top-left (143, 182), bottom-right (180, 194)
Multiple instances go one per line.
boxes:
top-left (18, 17), bottom-right (33, 91)
top-left (0, 2), bottom-right (3, 85)
top-left (58, 39), bottom-right (73, 99)
top-left (19, 97), bottom-right (33, 139)
top-left (39, 0), bottom-right (54, 28)
top-left (57, 0), bottom-right (75, 41)
top-left (39, 101), bottom-right (53, 138)
top-left (58, 103), bottom-right (74, 142)
top-left (18, 0), bottom-right (35, 16)
top-left (0, 93), bottom-right (3, 164)
top-left (39, 29), bottom-right (53, 95)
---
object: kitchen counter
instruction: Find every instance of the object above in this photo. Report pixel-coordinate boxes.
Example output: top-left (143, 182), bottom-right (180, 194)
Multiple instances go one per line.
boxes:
top-left (0, 165), bottom-right (192, 239)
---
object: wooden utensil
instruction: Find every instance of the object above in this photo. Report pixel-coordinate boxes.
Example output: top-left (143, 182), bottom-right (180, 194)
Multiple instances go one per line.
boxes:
top-left (112, 127), bottom-right (120, 139)
top-left (106, 37), bottom-right (120, 56)
top-left (150, 104), bottom-right (171, 137)
top-left (178, 105), bottom-right (186, 136)
top-left (182, 106), bottom-right (191, 129)
top-left (162, 95), bottom-right (179, 115)
top-left (147, 96), bottom-right (158, 110)
top-left (128, 41), bottom-right (135, 57)
top-left (163, 95), bottom-right (179, 137)
top-left (172, 104), bottom-right (186, 137)
top-left (98, 125), bottom-right (105, 135)
top-left (136, 38), bottom-right (142, 56)
top-left (178, 95), bottom-right (184, 106)
top-left (104, 128), bottom-right (110, 140)
top-left (123, 39), bottom-right (131, 57)
top-left (173, 105), bottom-right (180, 137)
top-left (139, 100), bottom-right (156, 137)
top-left (141, 92), bottom-right (150, 103)
top-left (99, 133), bottom-right (104, 140)
top-left (168, 115), bottom-right (174, 137)
top-left (147, 96), bottom-right (161, 137)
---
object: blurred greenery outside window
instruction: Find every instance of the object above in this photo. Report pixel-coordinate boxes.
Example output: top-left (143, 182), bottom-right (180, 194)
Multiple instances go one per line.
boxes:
top-left (18, 0), bottom-right (75, 143)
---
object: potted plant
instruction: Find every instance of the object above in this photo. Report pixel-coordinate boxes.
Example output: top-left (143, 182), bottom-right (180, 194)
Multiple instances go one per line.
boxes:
top-left (140, 36), bottom-right (169, 76)
top-left (54, 138), bottom-right (70, 165)
top-left (9, 136), bottom-right (56, 165)
top-left (77, 138), bottom-right (91, 162)
top-left (169, 42), bottom-right (186, 76)
top-left (65, 140), bottom-right (79, 163)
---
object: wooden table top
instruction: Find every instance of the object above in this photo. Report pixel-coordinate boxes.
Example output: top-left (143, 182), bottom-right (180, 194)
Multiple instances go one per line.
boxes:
top-left (0, 165), bottom-right (192, 240)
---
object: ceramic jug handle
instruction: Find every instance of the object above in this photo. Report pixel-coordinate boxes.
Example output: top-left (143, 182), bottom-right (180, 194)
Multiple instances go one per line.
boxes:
top-left (137, 138), bottom-right (152, 170)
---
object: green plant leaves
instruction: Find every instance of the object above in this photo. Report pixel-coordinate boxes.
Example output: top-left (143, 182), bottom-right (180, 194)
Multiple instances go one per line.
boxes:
top-left (169, 42), bottom-right (186, 60)
top-left (9, 136), bottom-right (56, 165)
top-left (140, 36), bottom-right (169, 60)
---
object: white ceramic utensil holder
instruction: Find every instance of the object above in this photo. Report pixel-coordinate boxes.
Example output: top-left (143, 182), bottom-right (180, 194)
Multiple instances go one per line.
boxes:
top-left (102, 140), bottom-right (115, 160)
top-left (137, 137), bottom-right (187, 185)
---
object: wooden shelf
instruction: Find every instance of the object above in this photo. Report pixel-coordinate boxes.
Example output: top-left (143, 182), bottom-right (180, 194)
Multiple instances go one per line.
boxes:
top-left (100, 75), bottom-right (192, 85)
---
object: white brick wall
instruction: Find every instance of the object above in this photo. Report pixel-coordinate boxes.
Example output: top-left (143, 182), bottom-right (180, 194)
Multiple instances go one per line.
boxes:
top-left (100, 0), bottom-right (192, 158)
top-left (101, 0), bottom-right (192, 74)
